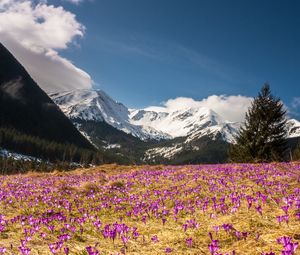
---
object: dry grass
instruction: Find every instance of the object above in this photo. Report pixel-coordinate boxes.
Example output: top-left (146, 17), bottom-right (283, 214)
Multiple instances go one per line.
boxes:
top-left (0, 163), bottom-right (299, 254)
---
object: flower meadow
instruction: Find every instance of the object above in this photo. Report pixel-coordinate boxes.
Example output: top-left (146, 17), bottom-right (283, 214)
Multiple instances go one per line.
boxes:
top-left (0, 163), bottom-right (299, 255)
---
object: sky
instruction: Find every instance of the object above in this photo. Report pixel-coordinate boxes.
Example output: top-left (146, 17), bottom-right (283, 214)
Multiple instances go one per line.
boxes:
top-left (0, 0), bottom-right (299, 120)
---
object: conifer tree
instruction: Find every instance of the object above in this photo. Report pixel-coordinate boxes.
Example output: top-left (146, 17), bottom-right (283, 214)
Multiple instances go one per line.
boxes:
top-left (230, 84), bottom-right (287, 162)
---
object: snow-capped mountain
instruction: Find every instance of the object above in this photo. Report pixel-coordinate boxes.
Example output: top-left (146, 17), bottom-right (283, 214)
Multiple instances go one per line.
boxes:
top-left (50, 89), bottom-right (241, 143)
top-left (185, 122), bottom-right (240, 144)
top-left (143, 121), bottom-right (240, 161)
top-left (49, 88), bottom-right (300, 163)
top-left (287, 119), bottom-right (300, 138)
top-left (130, 107), bottom-right (239, 143)
top-left (144, 119), bottom-right (300, 161)
top-left (50, 90), bottom-right (171, 141)
top-left (50, 89), bottom-right (300, 147)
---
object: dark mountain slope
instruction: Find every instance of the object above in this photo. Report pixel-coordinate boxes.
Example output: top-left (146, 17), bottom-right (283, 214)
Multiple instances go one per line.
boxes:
top-left (73, 119), bottom-right (158, 164)
top-left (0, 43), bottom-right (93, 150)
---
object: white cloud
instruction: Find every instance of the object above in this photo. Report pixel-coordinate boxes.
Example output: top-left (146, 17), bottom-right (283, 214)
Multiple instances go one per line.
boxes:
top-left (146, 95), bottom-right (253, 122)
top-left (0, 0), bottom-right (92, 92)
top-left (63, 0), bottom-right (83, 5)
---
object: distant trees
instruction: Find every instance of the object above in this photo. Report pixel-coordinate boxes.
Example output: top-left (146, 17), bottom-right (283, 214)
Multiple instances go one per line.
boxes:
top-left (293, 142), bottom-right (300, 160)
top-left (230, 84), bottom-right (287, 162)
top-left (0, 157), bottom-right (50, 175)
top-left (0, 127), bottom-right (104, 169)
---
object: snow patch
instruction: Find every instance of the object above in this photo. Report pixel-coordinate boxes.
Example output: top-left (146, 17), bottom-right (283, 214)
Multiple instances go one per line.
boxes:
top-left (144, 145), bottom-right (184, 160)
top-left (103, 144), bottom-right (121, 150)
top-left (0, 149), bottom-right (41, 162)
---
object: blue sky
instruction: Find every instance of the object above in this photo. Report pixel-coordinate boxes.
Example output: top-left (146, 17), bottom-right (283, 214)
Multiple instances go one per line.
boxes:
top-left (56, 0), bottom-right (300, 113)
top-left (1, 0), bottom-right (299, 117)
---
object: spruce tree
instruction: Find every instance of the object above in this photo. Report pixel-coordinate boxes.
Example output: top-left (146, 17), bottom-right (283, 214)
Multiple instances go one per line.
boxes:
top-left (230, 84), bottom-right (287, 162)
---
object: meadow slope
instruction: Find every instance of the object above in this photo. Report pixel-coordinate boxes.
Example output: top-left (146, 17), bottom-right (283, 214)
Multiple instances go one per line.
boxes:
top-left (0, 163), bottom-right (299, 255)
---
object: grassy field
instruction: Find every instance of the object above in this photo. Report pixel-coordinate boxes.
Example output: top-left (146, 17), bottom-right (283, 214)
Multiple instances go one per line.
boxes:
top-left (0, 163), bottom-right (299, 255)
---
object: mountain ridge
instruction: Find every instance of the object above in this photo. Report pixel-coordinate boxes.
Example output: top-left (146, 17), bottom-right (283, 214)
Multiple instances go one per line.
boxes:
top-left (50, 88), bottom-right (300, 163)
top-left (51, 89), bottom-right (243, 144)
top-left (51, 89), bottom-right (300, 143)
top-left (50, 89), bottom-right (171, 141)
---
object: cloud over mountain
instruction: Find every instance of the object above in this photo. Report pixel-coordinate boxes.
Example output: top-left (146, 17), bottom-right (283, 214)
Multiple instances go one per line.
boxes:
top-left (146, 95), bottom-right (253, 123)
top-left (0, 0), bottom-right (92, 92)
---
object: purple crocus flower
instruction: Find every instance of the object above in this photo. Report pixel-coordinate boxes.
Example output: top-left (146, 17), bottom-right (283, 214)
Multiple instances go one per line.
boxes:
top-left (222, 224), bottom-right (233, 232)
top-left (86, 246), bottom-right (99, 255)
top-left (183, 223), bottom-right (188, 232)
top-left (132, 228), bottom-right (140, 240)
top-left (121, 235), bottom-right (130, 246)
top-left (64, 247), bottom-right (69, 255)
top-left (256, 205), bottom-right (263, 215)
top-left (212, 226), bottom-right (220, 233)
top-left (19, 246), bottom-right (31, 255)
top-left (208, 240), bottom-right (219, 255)
top-left (151, 235), bottom-right (159, 243)
top-left (186, 237), bottom-right (193, 247)
top-left (277, 236), bottom-right (298, 255)
top-left (165, 247), bottom-right (172, 253)
top-left (281, 205), bottom-right (289, 214)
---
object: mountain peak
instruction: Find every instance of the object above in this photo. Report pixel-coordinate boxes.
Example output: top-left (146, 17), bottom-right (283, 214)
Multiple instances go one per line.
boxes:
top-left (287, 119), bottom-right (300, 138)
top-left (130, 104), bottom-right (225, 138)
top-left (51, 89), bottom-right (171, 141)
top-left (50, 89), bottom-right (129, 122)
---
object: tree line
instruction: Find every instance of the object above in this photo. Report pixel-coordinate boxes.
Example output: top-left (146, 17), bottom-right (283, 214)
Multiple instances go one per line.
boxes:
top-left (0, 127), bottom-right (105, 172)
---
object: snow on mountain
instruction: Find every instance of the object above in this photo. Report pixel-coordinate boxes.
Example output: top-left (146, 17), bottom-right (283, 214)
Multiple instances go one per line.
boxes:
top-left (130, 106), bottom-right (239, 142)
top-left (287, 119), bottom-right (300, 138)
top-left (144, 119), bottom-right (300, 161)
top-left (144, 144), bottom-right (184, 160)
top-left (51, 90), bottom-right (126, 122)
top-left (50, 89), bottom-right (300, 146)
top-left (0, 149), bottom-right (41, 162)
top-left (143, 123), bottom-right (239, 161)
top-left (50, 89), bottom-right (171, 141)
top-left (185, 122), bottom-right (240, 144)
